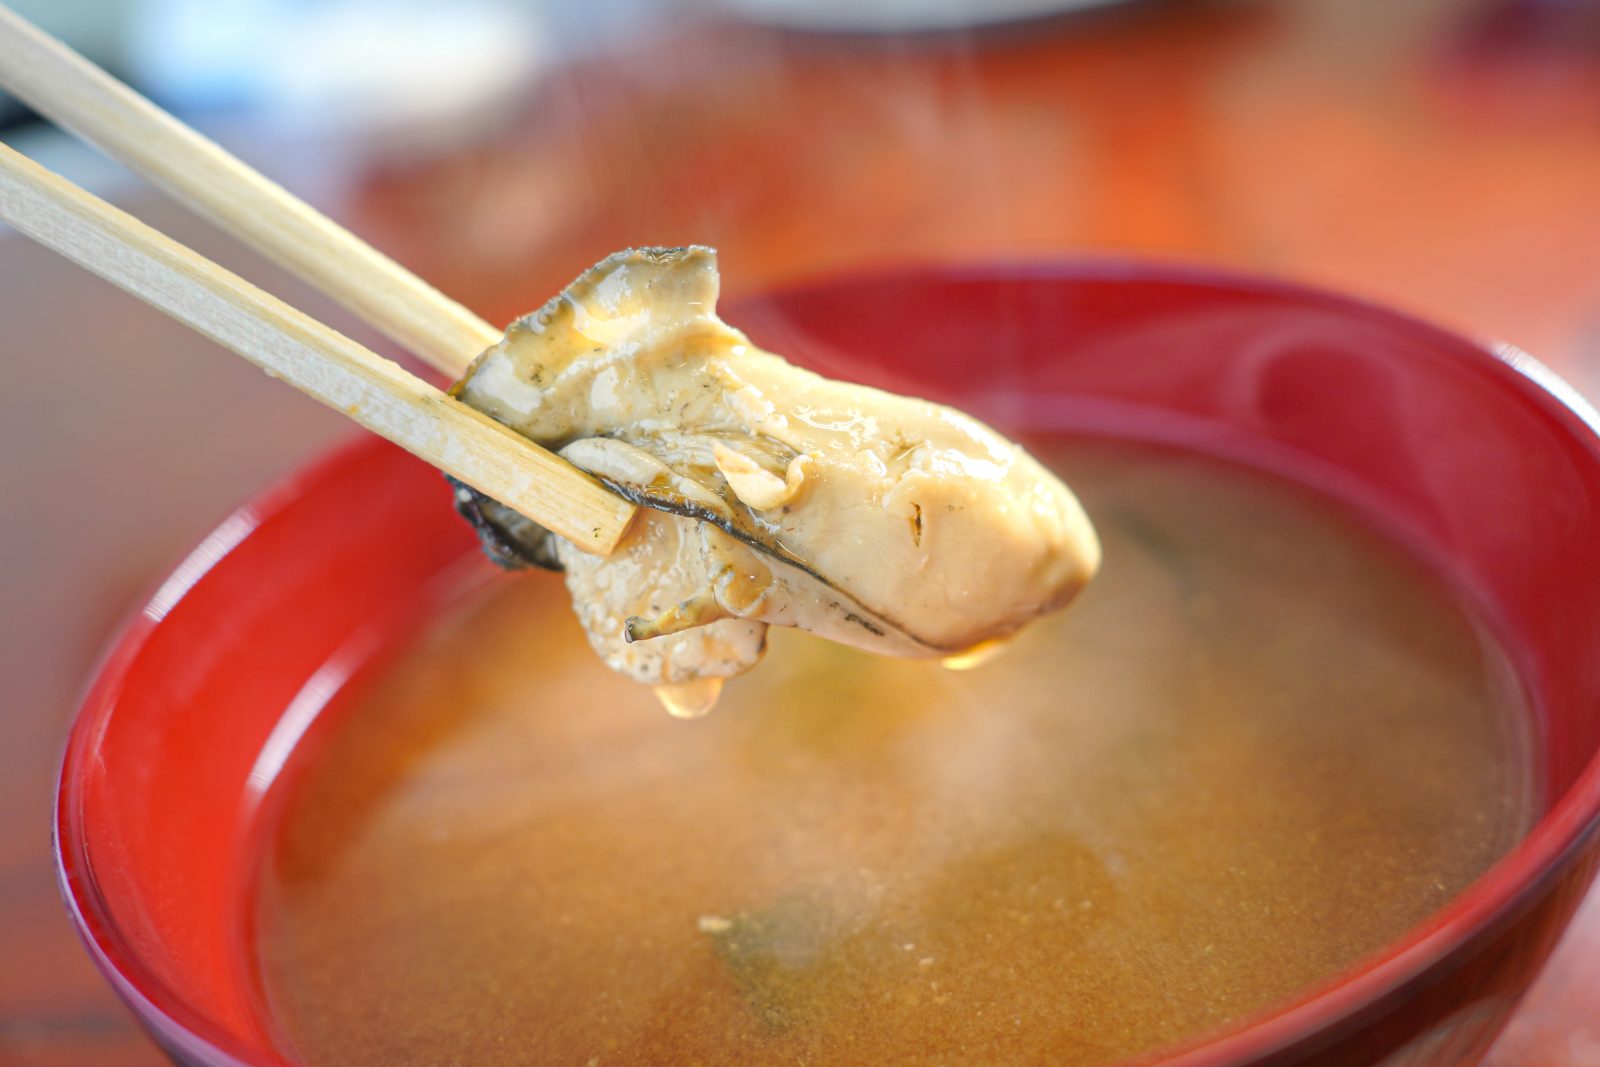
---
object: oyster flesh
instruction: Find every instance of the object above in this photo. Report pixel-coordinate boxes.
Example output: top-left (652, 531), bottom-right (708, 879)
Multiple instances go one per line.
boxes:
top-left (451, 247), bottom-right (1100, 704)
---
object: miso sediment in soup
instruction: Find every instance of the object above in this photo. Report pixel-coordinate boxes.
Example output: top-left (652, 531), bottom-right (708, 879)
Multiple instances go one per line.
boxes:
top-left (254, 442), bottom-right (1531, 1067)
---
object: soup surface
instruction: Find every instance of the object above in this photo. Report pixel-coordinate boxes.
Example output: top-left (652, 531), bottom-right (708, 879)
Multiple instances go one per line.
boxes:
top-left (254, 442), bottom-right (1531, 1066)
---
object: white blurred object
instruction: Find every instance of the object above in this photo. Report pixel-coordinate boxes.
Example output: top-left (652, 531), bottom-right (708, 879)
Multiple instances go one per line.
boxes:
top-left (126, 0), bottom-right (545, 159)
top-left (714, 0), bottom-right (1139, 33)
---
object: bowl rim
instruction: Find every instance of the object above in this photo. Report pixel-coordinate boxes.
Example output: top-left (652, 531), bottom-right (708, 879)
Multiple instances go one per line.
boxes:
top-left (55, 256), bottom-right (1600, 1067)
top-left (52, 439), bottom-right (381, 1067)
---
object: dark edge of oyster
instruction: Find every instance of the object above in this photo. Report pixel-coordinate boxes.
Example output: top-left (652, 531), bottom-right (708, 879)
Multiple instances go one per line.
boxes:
top-left (594, 477), bottom-right (897, 643)
top-left (447, 477), bottom-right (564, 572)
top-left (450, 469), bottom-right (913, 644)
top-left (446, 246), bottom-right (711, 400)
top-left (589, 474), bottom-right (824, 584)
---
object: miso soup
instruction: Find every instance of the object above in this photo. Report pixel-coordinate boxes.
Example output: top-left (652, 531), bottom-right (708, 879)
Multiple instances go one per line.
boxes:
top-left (253, 441), bottom-right (1531, 1066)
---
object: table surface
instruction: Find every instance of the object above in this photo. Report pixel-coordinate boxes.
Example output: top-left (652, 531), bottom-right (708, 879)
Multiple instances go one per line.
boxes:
top-left (3, 0), bottom-right (1599, 1063)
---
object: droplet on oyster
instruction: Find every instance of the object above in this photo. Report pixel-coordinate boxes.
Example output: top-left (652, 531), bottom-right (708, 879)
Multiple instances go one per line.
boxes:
top-left (450, 246), bottom-right (1100, 711)
top-left (654, 678), bottom-right (725, 720)
top-left (940, 638), bottom-right (1010, 672)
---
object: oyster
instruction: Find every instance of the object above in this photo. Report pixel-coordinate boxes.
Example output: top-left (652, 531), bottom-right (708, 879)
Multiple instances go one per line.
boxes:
top-left (451, 247), bottom-right (1099, 706)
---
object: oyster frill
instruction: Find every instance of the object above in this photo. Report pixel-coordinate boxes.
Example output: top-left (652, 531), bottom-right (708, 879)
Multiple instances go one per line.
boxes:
top-left (451, 247), bottom-right (1100, 694)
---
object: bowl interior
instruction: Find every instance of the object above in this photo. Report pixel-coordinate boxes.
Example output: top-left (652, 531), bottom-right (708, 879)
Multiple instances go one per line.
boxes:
top-left (57, 262), bottom-right (1600, 1066)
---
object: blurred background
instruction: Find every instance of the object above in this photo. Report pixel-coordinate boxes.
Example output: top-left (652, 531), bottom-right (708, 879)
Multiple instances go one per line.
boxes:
top-left (3, 0), bottom-right (1600, 1063)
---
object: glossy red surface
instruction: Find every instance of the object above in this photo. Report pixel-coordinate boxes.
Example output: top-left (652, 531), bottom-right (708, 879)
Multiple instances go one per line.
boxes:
top-left (56, 264), bottom-right (1600, 1066)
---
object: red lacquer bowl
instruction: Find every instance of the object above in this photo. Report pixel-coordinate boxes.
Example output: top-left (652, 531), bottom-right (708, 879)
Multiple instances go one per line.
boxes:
top-left (56, 263), bottom-right (1600, 1066)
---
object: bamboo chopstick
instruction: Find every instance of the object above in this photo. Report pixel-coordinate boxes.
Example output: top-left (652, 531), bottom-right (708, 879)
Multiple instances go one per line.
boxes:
top-left (0, 2), bottom-right (494, 379)
top-left (0, 141), bottom-right (635, 556)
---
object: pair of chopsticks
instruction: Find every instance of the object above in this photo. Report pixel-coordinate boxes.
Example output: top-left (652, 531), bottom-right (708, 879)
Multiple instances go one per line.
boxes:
top-left (0, 4), bottom-right (636, 555)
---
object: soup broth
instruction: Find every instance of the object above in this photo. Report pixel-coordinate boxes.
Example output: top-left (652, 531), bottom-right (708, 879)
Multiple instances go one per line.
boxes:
top-left (254, 442), bottom-right (1531, 1066)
